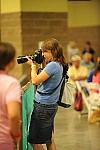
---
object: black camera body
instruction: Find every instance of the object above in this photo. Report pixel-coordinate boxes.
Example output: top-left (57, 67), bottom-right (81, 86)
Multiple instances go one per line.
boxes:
top-left (17, 49), bottom-right (44, 64)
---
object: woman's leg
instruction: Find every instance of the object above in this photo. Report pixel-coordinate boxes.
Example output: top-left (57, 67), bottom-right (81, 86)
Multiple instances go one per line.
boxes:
top-left (46, 106), bottom-right (58, 150)
top-left (46, 139), bottom-right (56, 150)
top-left (33, 144), bottom-right (45, 150)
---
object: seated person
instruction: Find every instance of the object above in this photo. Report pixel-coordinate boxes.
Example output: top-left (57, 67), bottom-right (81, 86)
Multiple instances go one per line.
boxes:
top-left (82, 41), bottom-right (95, 62)
top-left (92, 61), bottom-right (100, 86)
top-left (68, 55), bottom-right (88, 85)
top-left (87, 57), bottom-right (100, 82)
top-left (67, 41), bottom-right (80, 63)
top-left (81, 52), bottom-right (95, 75)
top-left (89, 61), bottom-right (100, 123)
top-left (87, 70), bottom-right (95, 82)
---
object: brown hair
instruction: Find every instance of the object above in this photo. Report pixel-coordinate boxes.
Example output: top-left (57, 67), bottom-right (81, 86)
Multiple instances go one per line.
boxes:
top-left (42, 38), bottom-right (66, 65)
top-left (0, 42), bottom-right (16, 70)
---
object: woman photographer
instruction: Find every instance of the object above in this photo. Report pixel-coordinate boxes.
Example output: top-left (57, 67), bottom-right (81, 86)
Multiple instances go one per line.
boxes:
top-left (27, 38), bottom-right (66, 150)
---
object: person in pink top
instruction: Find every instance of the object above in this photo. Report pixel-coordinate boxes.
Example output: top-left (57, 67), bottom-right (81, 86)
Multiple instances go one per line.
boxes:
top-left (92, 61), bottom-right (100, 85)
top-left (0, 42), bottom-right (21, 150)
top-left (91, 61), bottom-right (100, 93)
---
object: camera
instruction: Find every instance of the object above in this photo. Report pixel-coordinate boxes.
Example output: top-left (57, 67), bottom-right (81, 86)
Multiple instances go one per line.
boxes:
top-left (17, 49), bottom-right (44, 64)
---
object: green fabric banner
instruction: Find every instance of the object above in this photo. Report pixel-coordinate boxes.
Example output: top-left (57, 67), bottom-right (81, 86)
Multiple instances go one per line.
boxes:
top-left (22, 83), bottom-right (34, 150)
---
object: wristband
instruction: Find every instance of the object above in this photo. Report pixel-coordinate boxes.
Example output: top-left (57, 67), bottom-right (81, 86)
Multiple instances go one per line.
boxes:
top-left (31, 64), bottom-right (36, 68)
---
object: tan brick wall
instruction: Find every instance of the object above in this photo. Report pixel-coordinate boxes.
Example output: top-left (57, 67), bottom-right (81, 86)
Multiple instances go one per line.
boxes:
top-left (0, 10), bottom-right (1, 41)
top-left (21, 12), bottom-right (68, 51)
top-left (21, 12), bottom-right (68, 75)
top-left (0, 12), bottom-right (100, 80)
top-left (67, 26), bottom-right (100, 56)
top-left (1, 13), bottom-right (23, 79)
top-left (21, 12), bottom-right (100, 63)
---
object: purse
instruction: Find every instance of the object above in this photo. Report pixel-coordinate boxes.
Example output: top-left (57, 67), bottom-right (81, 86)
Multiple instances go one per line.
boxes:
top-left (58, 79), bottom-right (76, 108)
top-left (74, 91), bottom-right (83, 111)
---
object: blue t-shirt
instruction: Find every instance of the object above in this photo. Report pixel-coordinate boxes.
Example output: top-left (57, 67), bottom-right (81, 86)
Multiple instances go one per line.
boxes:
top-left (87, 70), bottom-right (94, 82)
top-left (35, 61), bottom-right (63, 104)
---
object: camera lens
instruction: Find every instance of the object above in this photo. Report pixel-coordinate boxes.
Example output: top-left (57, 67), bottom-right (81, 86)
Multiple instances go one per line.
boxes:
top-left (17, 56), bottom-right (28, 64)
top-left (17, 49), bottom-right (44, 64)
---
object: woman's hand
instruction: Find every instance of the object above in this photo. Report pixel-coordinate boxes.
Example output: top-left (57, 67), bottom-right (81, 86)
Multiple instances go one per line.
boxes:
top-left (26, 56), bottom-right (33, 65)
top-left (11, 130), bottom-right (21, 144)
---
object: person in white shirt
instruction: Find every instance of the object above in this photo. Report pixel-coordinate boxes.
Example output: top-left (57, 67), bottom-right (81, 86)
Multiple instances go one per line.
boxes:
top-left (68, 55), bottom-right (88, 85)
top-left (67, 41), bottom-right (80, 63)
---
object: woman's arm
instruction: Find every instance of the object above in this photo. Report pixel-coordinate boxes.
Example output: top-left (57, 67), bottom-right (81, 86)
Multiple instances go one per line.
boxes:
top-left (7, 101), bottom-right (21, 142)
top-left (31, 64), bottom-right (49, 85)
top-left (27, 58), bottom-right (49, 85)
top-left (6, 80), bottom-right (22, 142)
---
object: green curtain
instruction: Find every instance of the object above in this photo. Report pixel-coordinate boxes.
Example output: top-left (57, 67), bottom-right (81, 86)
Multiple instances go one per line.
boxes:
top-left (22, 83), bottom-right (34, 150)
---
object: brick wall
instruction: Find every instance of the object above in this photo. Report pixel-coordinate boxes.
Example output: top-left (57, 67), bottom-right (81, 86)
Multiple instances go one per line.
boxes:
top-left (0, 12), bottom-right (100, 79)
top-left (1, 13), bottom-right (23, 79)
top-left (67, 26), bottom-right (100, 56)
top-left (0, 10), bottom-right (1, 41)
top-left (21, 12), bottom-right (68, 52)
top-left (21, 12), bottom-right (68, 75)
